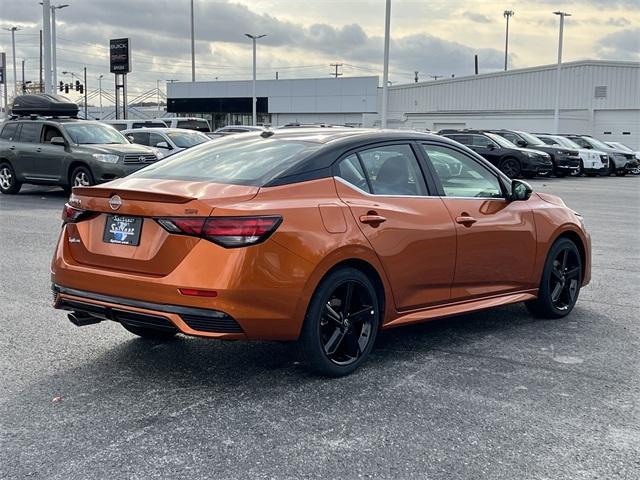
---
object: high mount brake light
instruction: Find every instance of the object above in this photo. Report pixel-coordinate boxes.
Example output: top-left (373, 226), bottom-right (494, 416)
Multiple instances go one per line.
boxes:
top-left (61, 203), bottom-right (98, 224)
top-left (156, 216), bottom-right (282, 248)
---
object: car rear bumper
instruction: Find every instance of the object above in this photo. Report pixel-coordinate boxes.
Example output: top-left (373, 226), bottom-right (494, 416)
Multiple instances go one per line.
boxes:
top-left (53, 284), bottom-right (247, 339)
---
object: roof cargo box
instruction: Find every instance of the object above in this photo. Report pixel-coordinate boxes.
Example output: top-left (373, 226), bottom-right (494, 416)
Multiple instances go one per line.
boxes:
top-left (11, 94), bottom-right (79, 117)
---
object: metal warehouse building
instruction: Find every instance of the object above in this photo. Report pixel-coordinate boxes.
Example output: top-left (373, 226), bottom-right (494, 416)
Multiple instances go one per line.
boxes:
top-left (370, 60), bottom-right (640, 149)
top-left (166, 60), bottom-right (639, 148)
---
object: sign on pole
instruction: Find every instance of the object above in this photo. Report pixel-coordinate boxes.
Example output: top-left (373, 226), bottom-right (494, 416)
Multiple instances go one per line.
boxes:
top-left (109, 38), bottom-right (131, 74)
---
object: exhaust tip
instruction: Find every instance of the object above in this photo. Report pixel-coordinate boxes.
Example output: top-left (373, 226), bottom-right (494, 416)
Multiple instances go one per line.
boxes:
top-left (68, 311), bottom-right (103, 327)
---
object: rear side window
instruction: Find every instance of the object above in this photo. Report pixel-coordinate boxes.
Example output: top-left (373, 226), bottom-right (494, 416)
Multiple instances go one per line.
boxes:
top-left (131, 137), bottom-right (320, 185)
top-left (358, 144), bottom-right (428, 196)
top-left (17, 123), bottom-right (42, 143)
top-left (0, 122), bottom-right (18, 141)
top-left (337, 154), bottom-right (370, 193)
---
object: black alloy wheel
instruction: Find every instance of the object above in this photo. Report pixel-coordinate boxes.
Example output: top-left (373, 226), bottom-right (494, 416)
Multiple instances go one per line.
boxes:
top-left (500, 158), bottom-right (522, 178)
top-left (526, 238), bottom-right (582, 318)
top-left (299, 268), bottom-right (380, 376)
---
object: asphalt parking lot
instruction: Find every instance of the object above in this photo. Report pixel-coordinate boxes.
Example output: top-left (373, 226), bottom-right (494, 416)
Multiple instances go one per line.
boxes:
top-left (1, 176), bottom-right (639, 480)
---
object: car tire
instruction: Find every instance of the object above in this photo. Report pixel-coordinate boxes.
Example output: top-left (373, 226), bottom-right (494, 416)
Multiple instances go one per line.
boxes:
top-left (298, 267), bottom-right (380, 377)
top-left (573, 161), bottom-right (584, 177)
top-left (555, 170), bottom-right (566, 178)
top-left (0, 162), bottom-right (22, 194)
top-left (526, 237), bottom-right (582, 319)
top-left (500, 158), bottom-right (522, 178)
top-left (121, 323), bottom-right (177, 340)
top-left (70, 165), bottom-right (95, 188)
top-left (615, 170), bottom-right (627, 177)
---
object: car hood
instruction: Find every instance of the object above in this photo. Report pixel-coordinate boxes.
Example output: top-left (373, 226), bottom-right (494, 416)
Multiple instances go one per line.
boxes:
top-left (76, 143), bottom-right (157, 155)
top-left (520, 147), bottom-right (550, 156)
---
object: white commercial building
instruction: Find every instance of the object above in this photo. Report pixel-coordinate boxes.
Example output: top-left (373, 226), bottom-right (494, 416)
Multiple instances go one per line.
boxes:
top-left (165, 60), bottom-right (639, 148)
top-left (371, 60), bottom-right (640, 149)
top-left (166, 76), bottom-right (378, 130)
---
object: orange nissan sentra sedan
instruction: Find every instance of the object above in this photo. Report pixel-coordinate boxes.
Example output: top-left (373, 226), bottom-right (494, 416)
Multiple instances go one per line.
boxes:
top-left (52, 128), bottom-right (591, 376)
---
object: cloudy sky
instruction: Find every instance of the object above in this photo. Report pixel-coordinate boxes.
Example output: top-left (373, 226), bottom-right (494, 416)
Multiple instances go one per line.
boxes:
top-left (1, 0), bottom-right (638, 102)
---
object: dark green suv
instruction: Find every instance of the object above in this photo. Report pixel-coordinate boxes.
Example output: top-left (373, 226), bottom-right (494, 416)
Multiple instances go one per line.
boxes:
top-left (0, 118), bottom-right (158, 194)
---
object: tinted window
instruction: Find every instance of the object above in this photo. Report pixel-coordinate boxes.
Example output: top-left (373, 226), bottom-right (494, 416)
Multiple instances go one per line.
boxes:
top-left (148, 133), bottom-right (167, 148)
top-left (131, 138), bottom-right (320, 185)
top-left (337, 154), bottom-right (370, 193)
top-left (176, 119), bottom-right (210, 132)
top-left (471, 135), bottom-right (496, 148)
top-left (109, 123), bottom-right (127, 131)
top-left (445, 134), bottom-right (471, 145)
top-left (499, 132), bottom-right (520, 144)
top-left (572, 138), bottom-right (590, 148)
top-left (421, 144), bottom-right (503, 198)
top-left (17, 123), bottom-right (42, 143)
top-left (0, 123), bottom-right (18, 141)
top-left (358, 144), bottom-right (427, 196)
top-left (132, 122), bottom-right (166, 128)
top-left (42, 125), bottom-right (63, 143)
top-left (539, 136), bottom-right (559, 146)
top-left (129, 132), bottom-right (150, 145)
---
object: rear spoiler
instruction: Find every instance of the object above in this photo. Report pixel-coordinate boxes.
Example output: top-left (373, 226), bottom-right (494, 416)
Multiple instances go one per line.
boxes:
top-left (71, 187), bottom-right (193, 204)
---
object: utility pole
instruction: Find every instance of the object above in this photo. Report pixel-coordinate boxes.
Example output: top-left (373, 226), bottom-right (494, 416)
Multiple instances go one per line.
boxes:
top-left (414, 71), bottom-right (419, 83)
top-left (4, 27), bottom-right (20, 98)
top-left (83, 67), bottom-right (87, 119)
top-left (503, 10), bottom-right (514, 71)
top-left (190, 0), bottom-right (196, 81)
top-left (381, 0), bottom-right (391, 129)
top-left (330, 63), bottom-right (343, 78)
top-left (39, 30), bottom-right (43, 92)
top-left (21, 60), bottom-right (25, 94)
top-left (98, 74), bottom-right (103, 119)
top-left (50, 4), bottom-right (69, 90)
top-left (474, 54), bottom-right (479, 75)
top-left (42, 0), bottom-right (52, 94)
top-left (245, 33), bottom-right (266, 126)
top-left (553, 11), bottom-right (571, 134)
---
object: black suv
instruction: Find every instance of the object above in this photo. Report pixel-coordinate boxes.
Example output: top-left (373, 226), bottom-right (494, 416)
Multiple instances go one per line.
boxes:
top-left (0, 118), bottom-right (159, 194)
top-left (438, 129), bottom-right (553, 178)
top-left (488, 129), bottom-right (580, 177)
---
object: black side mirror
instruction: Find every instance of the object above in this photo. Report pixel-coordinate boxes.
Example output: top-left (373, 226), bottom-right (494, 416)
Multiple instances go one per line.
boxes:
top-left (487, 143), bottom-right (496, 150)
top-left (50, 136), bottom-right (65, 146)
top-left (511, 179), bottom-right (533, 201)
top-left (517, 139), bottom-right (527, 147)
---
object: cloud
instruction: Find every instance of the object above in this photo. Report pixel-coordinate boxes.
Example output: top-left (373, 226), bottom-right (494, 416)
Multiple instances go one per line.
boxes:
top-left (596, 28), bottom-right (640, 61)
top-left (462, 12), bottom-right (493, 24)
top-left (606, 17), bottom-right (631, 27)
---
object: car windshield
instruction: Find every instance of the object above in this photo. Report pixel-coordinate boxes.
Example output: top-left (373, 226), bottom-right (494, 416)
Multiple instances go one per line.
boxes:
top-left (518, 131), bottom-right (545, 146)
top-left (585, 137), bottom-right (610, 150)
top-left (486, 132), bottom-right (517, 148)
top-left (552, 136), bottom-right (581, 149)
top-left (131, 136), bottom-right (321, 185)
top-left (63, 123), bottom-right (128, 144)
top-left (610, 142), bottom-right (632, 152)
top-left (166, 131), bottom-right (210, 148)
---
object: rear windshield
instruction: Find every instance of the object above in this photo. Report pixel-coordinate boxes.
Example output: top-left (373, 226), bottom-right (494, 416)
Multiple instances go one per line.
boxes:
top-left (131, 136), bottom-right (321, 185)
top-left (176, 119), bottom-right (210, 132)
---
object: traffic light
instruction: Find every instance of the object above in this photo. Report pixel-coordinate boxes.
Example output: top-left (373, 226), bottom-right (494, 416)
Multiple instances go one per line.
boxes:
top-left (64, 84), bottom-right (69, 94)
top-left (59, 81), bottom-right (64, 92)
top-left (75, 80), bottom-right (80, 91)
top-left (79, 84), bottom-right (84, 94)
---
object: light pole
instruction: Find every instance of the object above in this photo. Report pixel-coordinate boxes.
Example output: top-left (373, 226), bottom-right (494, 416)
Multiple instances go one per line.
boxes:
top-left (245, 33), bottom-right (266, 126)
top-left (98, 74), bottom-right (104, 119)
top-left (4, 26), bottom-right (20, 97)
top-left (190, 0), bottom-right (195, 82)
top-left (553, 11), bottom-right (571, 134)
top-left (381, 0), bottom-right (391, 128)
top-left (503, 10), bottom-right (514, 71)
top-left (42, 0), bottom-right (52, 94)
top-left (50, 4), bottom-right (69, 89)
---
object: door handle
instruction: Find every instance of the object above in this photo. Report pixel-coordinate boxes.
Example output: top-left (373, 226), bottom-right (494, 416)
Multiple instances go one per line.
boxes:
top-left (359, 214), bottom-right (387, 226)
top-left (8, 146), bottom-right (15, 150)
top-left (36, 148), bottom-right (42, 153)
top-left (455, 214), bottom-right (477, 227)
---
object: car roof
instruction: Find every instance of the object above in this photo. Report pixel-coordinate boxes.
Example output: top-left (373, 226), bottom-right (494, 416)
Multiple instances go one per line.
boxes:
top-left (121, 127), bottom-right (203, 134)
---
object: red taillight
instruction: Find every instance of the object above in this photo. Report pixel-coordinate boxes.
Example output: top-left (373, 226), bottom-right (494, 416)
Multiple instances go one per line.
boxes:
top-left (156, 215), bottom-right (282, 248)
top-left (179, 288), bottom-right (218, 297)
top-left (61, 203), bottom-right (97, 224)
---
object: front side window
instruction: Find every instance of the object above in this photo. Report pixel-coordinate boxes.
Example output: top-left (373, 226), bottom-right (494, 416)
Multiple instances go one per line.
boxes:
top-left (358, 144), bottom-right (428, 196)
top-left (148, 133), bottom-right (168, 148)
top-left (129, 132), bottom-right (150, 145)
top-left (471, 135), bottom-right (497, 148)
top-left (421, 144), bottom-right (503, 198)
top-left (444, 134), bottom-right (471, 145)
top-left (337, 154), bottom-right (370, 193)
top-left (42, 125), bottom-right (63, 143)
top-left (499, 132), bottom-right (520, 144)
top-left (17, 123), bottom-right (42, 143)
